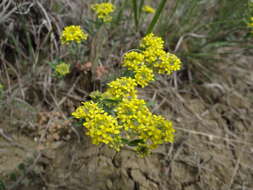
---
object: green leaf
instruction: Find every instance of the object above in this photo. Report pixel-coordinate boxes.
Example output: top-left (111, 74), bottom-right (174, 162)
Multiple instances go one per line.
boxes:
top-left (146, 0), bottom-right (167, 34)
top-left (138, 0), bottom-right (145, 20)
top-left (0, 180), bottom-right (6, 190)
top-left (73, 120), bottom-right (84, 128)
top-left (18, 163), bottom-right (26, 172)
top-left (10, 172), bottom-right (17, 181)
top-left (121, 138), bottom-right (130, 144)
top-left (121, 69), bottom-right (135, 78)
top-left (146, 100), bottom-right (156, 108)
top-left (102, 105), bottom-right (116, 116)
top-left (102, 98), bottom-right (121, 104)
top-left (132, 0), bottom-right (139, 30)
top-left (128, 139), bottom-right (144, 146)
top-left (122, 138), bottom-right (145, 147)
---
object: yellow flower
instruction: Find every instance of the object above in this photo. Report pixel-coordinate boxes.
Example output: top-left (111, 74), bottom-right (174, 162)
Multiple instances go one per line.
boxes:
top-left (91, 2), bottom-right (116, 23)
top-left (116, 97), bottom-right (152, 131)
top-left (72, 101), bottom-right (104, 119)
top-left (142, 47), bottom-right (166, 65)
top-left (248, 17), bottom-right (253, 28)
top-left (60, 25), bottom-right (88, 44)
top-left (140, 33), bottom-right (166, 65)
top-left (140, 33), bottom-right (164, 50)
top-left (106, 77), bottom-right (137, 99)
top-left (136, 114), bottom-right (175, 151)
top-left (138, 33), bottom-right (182, 75)
top-left (123, 51), bottom-right (144, 71)
top-left (134, 65), bottom-right (154, 87)
top-left (72, 101), bottom-right (123, 151)
top-left (115, 97), bottom-right (175, 154)
top-left (154, 53), bottom-right (182, 75)
top-left (148, 115), bottom-right (175, 144)
top-left (84, 113), bottom-right (122, 150)
top-left (55, 62), bottom-right (70, 76)
top-left (142, 5), bottom-right (155, 14)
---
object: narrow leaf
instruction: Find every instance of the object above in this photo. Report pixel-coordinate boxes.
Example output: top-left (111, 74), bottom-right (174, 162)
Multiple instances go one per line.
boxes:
top-left (146, 0), bottom-right (167, 34)
top-left (132, 0), bottom-right (139, 30)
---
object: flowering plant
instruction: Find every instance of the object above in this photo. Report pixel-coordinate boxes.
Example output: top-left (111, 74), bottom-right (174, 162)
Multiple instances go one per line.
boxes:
top-left (72, 33), bottom-right (182, 156)
top-left (91, 2), bottom-right (116, 23)
top-left (60, 25), bottom-right (88, 45)
top-left (48, 60), bottom-right (71, 78)
top-left (55, 62), bottom-right (70, 76)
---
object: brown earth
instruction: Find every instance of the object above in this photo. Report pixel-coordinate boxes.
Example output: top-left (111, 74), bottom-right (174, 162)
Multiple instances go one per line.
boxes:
top-left (0, 49), bottom-right (253, 190)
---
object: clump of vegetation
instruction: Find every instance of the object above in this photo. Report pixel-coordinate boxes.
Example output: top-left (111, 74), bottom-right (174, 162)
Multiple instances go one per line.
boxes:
top-left (54, 62), bottom-right (70, 77)
top-left (72, 34), bottom-right (181, 156)
top-left (91, 2), bottom-right (116, 23)
top-left (60, 25), bottom-right (88, 44)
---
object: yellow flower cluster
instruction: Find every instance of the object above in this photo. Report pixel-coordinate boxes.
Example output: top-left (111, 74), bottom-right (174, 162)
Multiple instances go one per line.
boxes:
top-left (123, 51), bottom-right (154, 87)
top-left (141, 115), bottom-right (175, 148)
top-left (134, 65), bottom-right (154, 87)
top-left (107, 77), bottom-right (137, 99)
top-left (60, 25), bottom-right (88, 44)
top-left (116, 97), bottom-right (175, 153)
top-left (142, 47), bottom-right (166, 65)
top-left (140, 33), bottom-right (164, 50)
top-left (72, 101), bottom-right (104, 119)
top-left (55, 62), bottom-right (70, 76)
top-left (72, 101), bottom-right (122, 150)
top-left (91, 2), bottom-right (116, 23)
top-left (72, 34), bottom-right (180, 156)
top-left (123, 51), bottom-right (144, 71)
top-left (123, 33), bottom-right (182, 87)
top-left (116, 98), bottom-right (150, 131)
top-left (72, 90), bottom-right (175, 155)
top-left (156, 53), bottom-right (182, 75)
top-left (248, 17), bottom-right (253, 29)
top-left (142, 5), bottom-right (155, 14)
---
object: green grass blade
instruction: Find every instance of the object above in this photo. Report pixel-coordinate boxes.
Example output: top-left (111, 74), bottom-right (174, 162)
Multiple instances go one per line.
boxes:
top-left (0, 179), bottom-right (6, 190)
top-left (146, 0), bottom-right (167, 34)
top-left (138, 0), bottom-right (145, 20)
top-left (114, 0), bottom-right (128, 25)
top-left (132, 0), bottom-right (139, 30)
